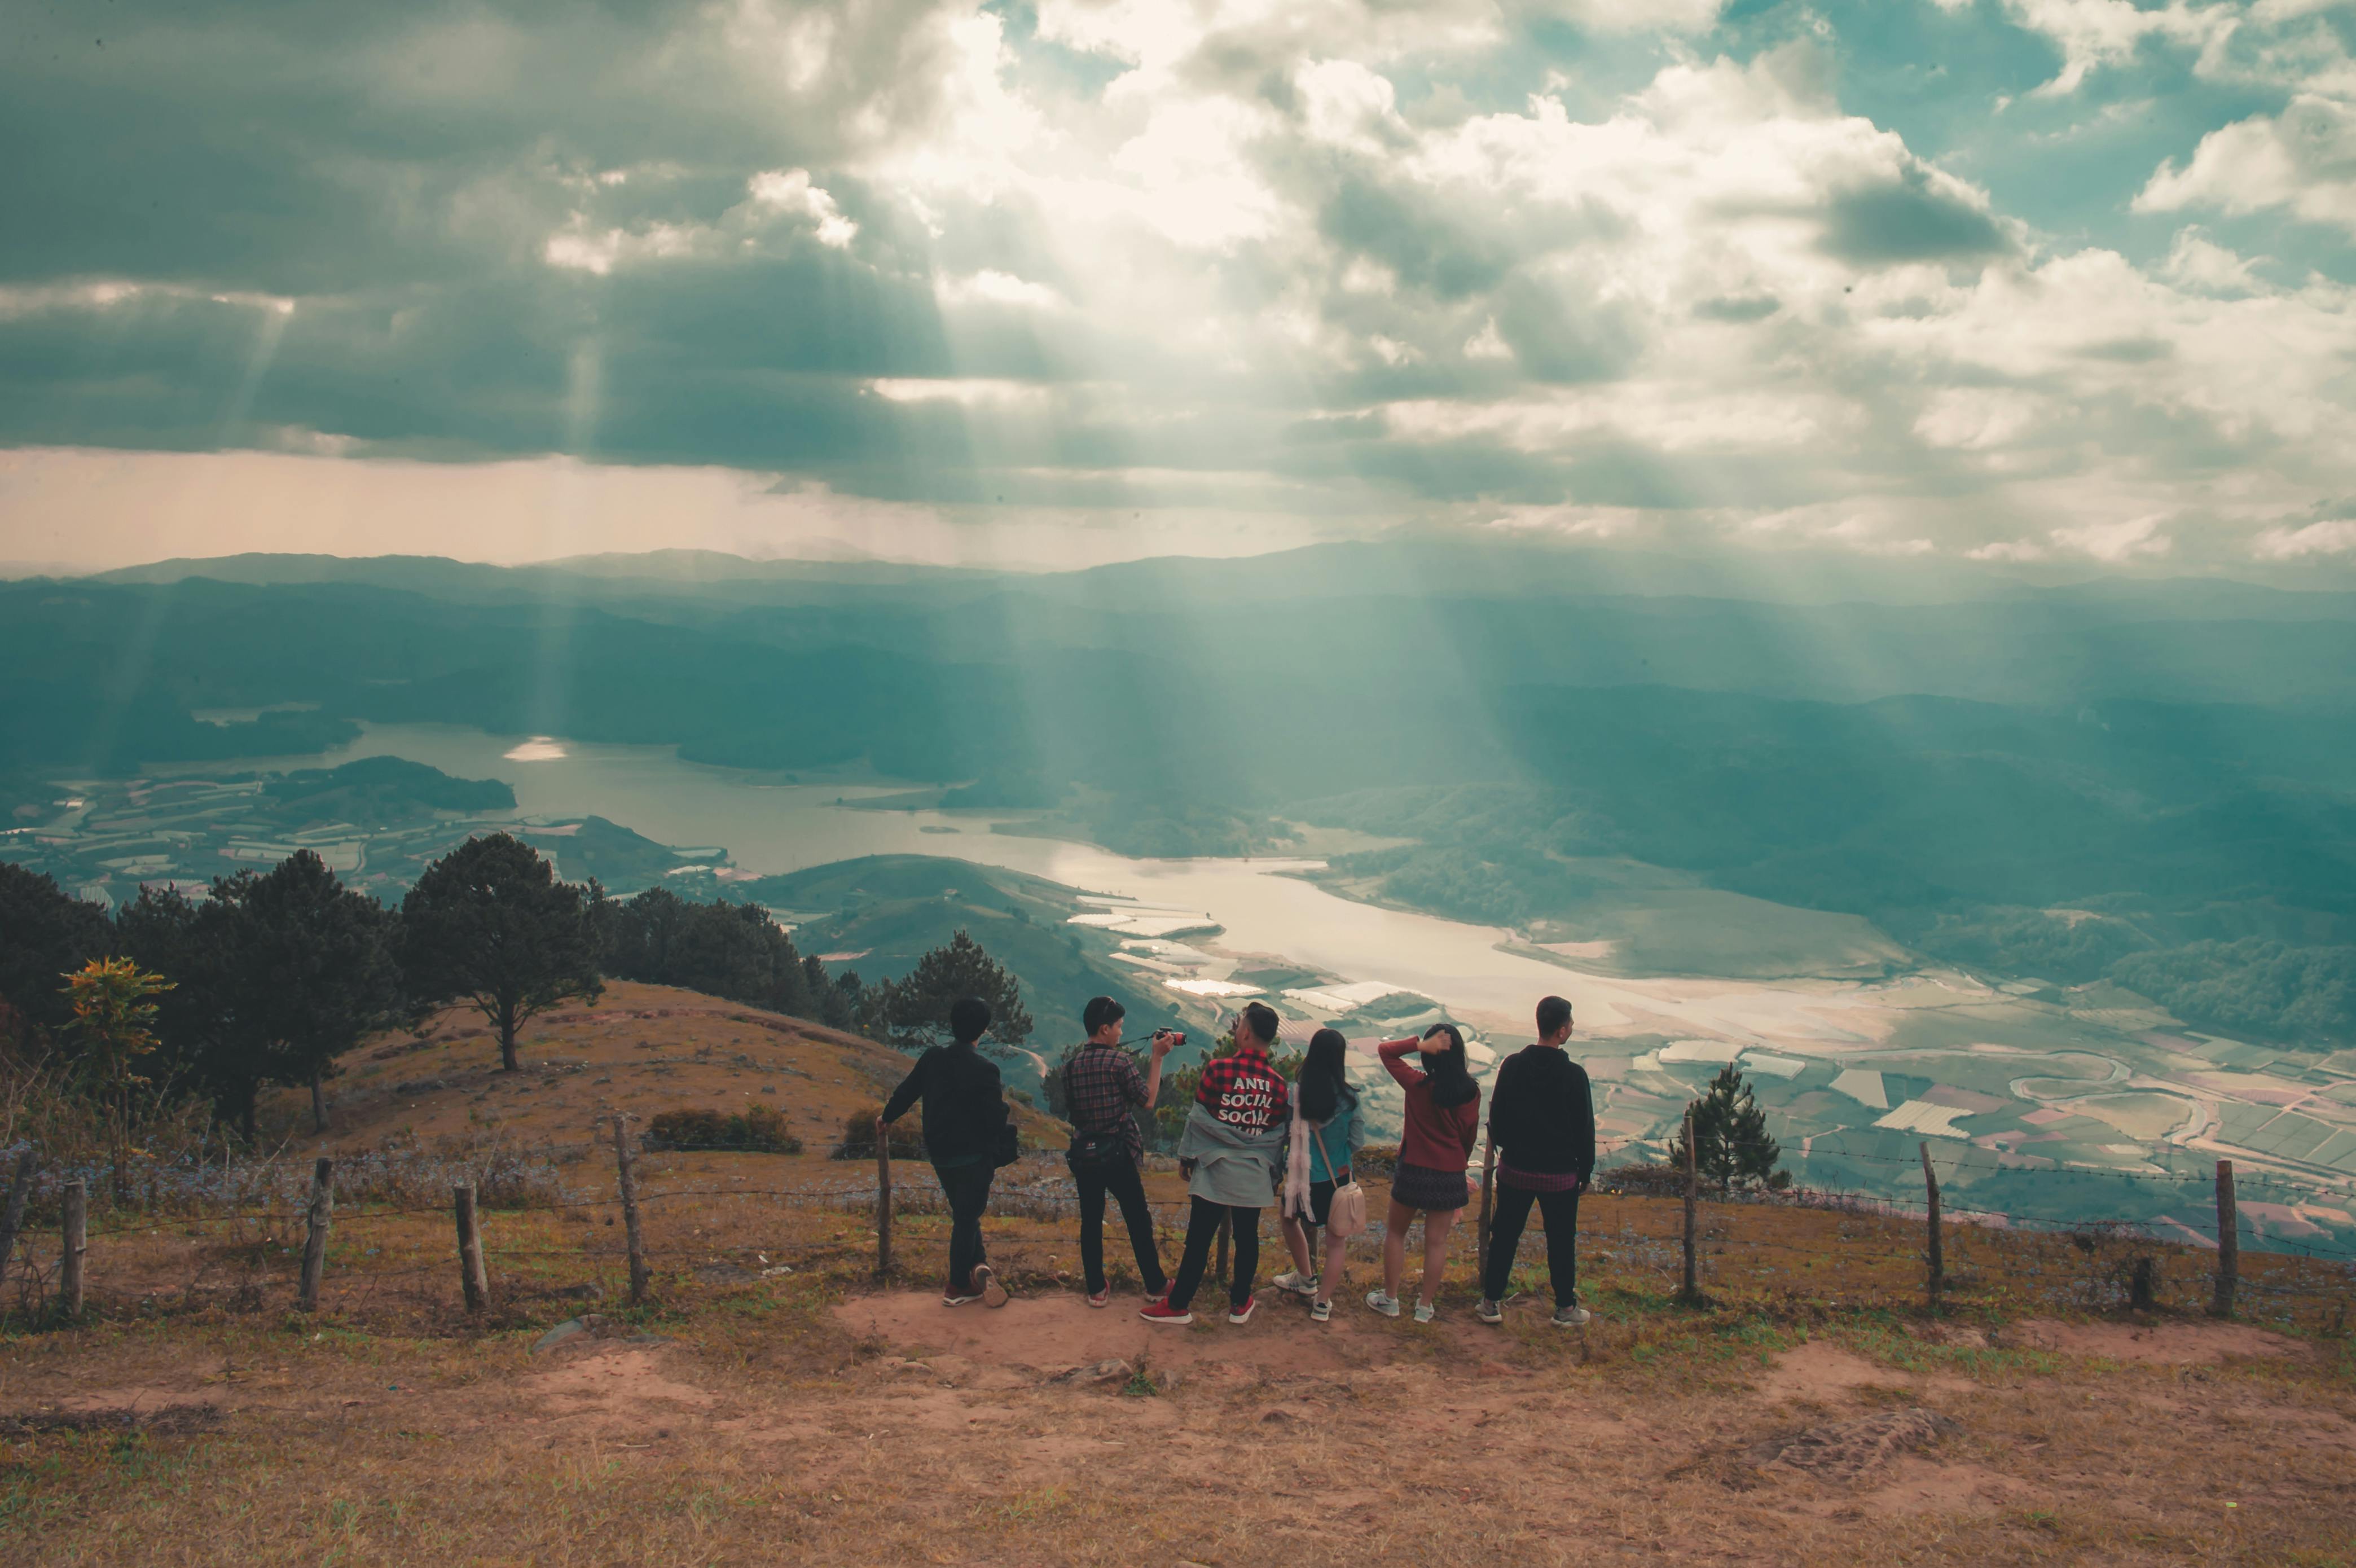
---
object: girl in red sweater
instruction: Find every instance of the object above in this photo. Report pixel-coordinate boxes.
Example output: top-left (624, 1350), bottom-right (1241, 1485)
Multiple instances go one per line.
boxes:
top-left (1366, 1024), bottom-right (1480, 1323)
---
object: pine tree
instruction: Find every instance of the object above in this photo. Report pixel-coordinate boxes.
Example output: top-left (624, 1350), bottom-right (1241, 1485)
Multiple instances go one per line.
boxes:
top-left (1670, 1064), bottom-right (1786, 1194)
top-left (0, 866), bottom-right (112, 1038)
top-left (221, 851), bottom-right (405, 1132)
top-left (401, 834), bottom-right (603, 1071)
top-left (875, 930), bottom-right (1033, 1055)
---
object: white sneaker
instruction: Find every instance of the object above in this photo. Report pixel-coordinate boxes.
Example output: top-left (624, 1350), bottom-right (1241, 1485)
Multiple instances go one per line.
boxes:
top-left (1413, 1300), bottom-right (1437, 1324)
top-left (1551, 1304), bottom-right (1592, 1327)
top-left (1475, 1298), bottom-right (1502, 1325)
top-left (1310, 1298), bottom-right (1332, 1323)
top-left (1271, 1271), bottom-right (1318, 1297)
top-left (1364, 1290), bottom-right (1400, 1318)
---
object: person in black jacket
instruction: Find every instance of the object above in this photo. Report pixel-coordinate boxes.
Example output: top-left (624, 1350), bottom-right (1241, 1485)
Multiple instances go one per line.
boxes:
top-left (880, 996), bottom-right (1013, 1307)
top-left (1476, 994), bottom-right (1595, 1327)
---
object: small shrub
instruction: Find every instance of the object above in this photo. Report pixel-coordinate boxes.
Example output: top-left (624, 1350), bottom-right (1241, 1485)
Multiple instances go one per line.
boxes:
top-left (2060, 1220), bottom-right (2174, 1313)
top-left (1597, 1162), bottom-right (1687, 1198)
top-left (645, 1104), bottom-right (803, 1154)
top-left (832, 1104), bottom-right (926, 1161)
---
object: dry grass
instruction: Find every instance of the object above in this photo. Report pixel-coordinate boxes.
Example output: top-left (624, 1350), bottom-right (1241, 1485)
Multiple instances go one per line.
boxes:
top-left (5, 985), bottom-right (2354, 1565)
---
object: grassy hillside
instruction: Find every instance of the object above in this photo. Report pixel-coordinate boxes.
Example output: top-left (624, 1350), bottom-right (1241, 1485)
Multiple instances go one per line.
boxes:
top-left (302, 979), bottom-right (1072, 1157)
top-left (13, 975), bottom-right (2354, 1565)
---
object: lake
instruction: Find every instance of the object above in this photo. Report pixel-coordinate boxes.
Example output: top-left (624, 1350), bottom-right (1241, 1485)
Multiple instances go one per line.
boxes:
top-left (177, 723), bottom-right (1900, 1048)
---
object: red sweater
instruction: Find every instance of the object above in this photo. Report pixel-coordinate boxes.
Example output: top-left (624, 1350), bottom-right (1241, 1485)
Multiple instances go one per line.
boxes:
top-left (1381, 1037), bottom-right (1480, 1171)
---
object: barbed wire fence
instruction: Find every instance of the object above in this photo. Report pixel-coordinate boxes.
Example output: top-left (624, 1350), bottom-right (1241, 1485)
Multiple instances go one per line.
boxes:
top-left (1, 1110), bottom-right (2351, 1334)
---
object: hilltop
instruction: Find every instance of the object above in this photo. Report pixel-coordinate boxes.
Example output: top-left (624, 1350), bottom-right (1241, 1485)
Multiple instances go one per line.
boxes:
top-left (8, 980), bottom-right (2355, 1566)
top-left (296, 979), bottom-right (1072, 1155)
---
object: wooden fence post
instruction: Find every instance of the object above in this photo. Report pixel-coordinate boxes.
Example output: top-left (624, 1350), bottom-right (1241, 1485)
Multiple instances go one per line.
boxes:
top-left (1678, 1108), bottom-right (1700, 1305)
top-left (2212, 1159), bottom-right (2238, 1319)
top-left (0, 1150), bottom-right (35, 1290)
top-left (60, 1179), bottom-right (87, 1320)
top-left (874, 1116), bottom-right (894, 1280)
top-left (1919, 1142), bottom-right (1943, 1312)
top-left (1476, 1134), bottom-right (1497, 1286)
top-left (298, 1156), bottom-right (335, 1313)
top-left (453, 1184), bottom-right (488, 1314)
top-left (613, 1114), bottom-right (649, 1307)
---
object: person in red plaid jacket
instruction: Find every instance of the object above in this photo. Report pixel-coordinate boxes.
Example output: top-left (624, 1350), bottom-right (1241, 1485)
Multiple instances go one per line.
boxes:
top-left (1141, 1002), bottom-right (1290, 1327)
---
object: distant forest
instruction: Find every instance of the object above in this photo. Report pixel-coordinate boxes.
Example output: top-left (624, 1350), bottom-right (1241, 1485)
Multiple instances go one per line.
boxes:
top-left (5, 544), bottom-right (2352, 1044)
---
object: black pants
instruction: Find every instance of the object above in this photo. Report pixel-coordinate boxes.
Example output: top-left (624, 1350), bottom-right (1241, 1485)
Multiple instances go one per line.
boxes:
top-left (1168, 1197), bottom-right (1258, 1312)
top-left (1482, 1184), bottom-right (1580, 1307)
top-left (1075, 1154), bottom-right (1166, 1296)
top-left (935, 1159), bottom-right (995, 1295)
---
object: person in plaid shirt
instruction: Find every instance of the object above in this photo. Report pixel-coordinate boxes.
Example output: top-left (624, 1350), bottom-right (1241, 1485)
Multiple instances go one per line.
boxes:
top-left (1061, 996), bottom-right (1179, 1307)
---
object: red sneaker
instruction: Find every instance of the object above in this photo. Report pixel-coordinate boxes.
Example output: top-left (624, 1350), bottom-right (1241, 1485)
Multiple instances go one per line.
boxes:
top-left (1227, 1295), bottom-right (1257, 1325)
top-left (1087, 1287), bottom-right (1111, 1308)
top-left (1139, 1299), bottom-right (1193, 1326)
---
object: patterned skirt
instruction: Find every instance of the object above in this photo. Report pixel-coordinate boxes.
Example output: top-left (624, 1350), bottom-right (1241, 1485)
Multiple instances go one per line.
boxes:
top-left (1390, 1159), bottom-right (1470, 1213)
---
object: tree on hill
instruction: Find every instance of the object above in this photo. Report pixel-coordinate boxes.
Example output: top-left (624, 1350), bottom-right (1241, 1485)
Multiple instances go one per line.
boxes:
top-left (1670, 1064), bottom-right (1787, 1194)
top-left (0, 865), bottom-right (112, 1038)
top-left (60, 956), bottom-right (172, 1200)
top-left (116, 884), bottom-right (252, 1134)
top-left (216, 851), bottom-right (405, 1131)
top-left (601, 886), bottom-right (834, 1021)
top-left (402, 833), bottom-right (603, 1072)
top-left (874, 930), bottom-right (1033, 1055)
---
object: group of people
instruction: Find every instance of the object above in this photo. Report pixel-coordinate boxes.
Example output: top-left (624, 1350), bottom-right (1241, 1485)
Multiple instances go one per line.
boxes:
top-left (878, 992), bottom-right (1597, 1327)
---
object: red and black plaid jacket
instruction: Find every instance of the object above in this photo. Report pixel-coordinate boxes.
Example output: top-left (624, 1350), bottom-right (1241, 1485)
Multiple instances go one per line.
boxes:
top-left (1195, 1043), bottom-right (1289, 1131)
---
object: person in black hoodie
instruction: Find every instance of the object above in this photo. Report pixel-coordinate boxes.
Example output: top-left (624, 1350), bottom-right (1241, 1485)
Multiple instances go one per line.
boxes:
top-left (1476, 994), bottom-right (1595, 1327)
top-left (880, 995), bottom-right (1013, 1307)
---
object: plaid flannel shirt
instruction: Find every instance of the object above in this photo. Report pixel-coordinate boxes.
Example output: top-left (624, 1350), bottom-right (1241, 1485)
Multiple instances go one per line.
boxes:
top-left (1063, 1042), bottom-right (1150, 1163)
top-left (1195, 1043), bottom-right (1289, 1132)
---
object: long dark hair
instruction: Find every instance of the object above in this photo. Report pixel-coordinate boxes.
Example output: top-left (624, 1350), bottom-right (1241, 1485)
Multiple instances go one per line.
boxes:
top-left (1420, 1023), bottom-right (1478, 1110)
top-left (1297, 1028), bottom-right (1356, 1123)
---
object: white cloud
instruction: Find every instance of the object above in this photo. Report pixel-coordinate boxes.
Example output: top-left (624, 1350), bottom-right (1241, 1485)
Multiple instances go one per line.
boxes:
top-left (2162, 226), bottom-right (2264, 292)
top-left (937, 270), bottom-right (1067, 308)
top-left (2137, 94), bottom-right (2356, 234)
top-left (866, 377), bottom-right (1056, 406)
top-left (1544, 0), bottom-right (1725, 33)
top-left (1915, 389), bottom-right (2046, 450)
top-left (2054, 513), bottom-right (2174, 560)
top-left (1968, 538), bottom-right (2053, 561)
top-left (1982, 0), bottom-right (2236, 95)
top-left (2252, 517), bottom-right (2356, 556)
top-left (746, 169), bottom-right (859, 248)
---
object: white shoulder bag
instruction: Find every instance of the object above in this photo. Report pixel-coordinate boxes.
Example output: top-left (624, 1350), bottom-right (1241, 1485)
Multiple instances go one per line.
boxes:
top-left (1313, 1123), bottom-right (1369, 1240)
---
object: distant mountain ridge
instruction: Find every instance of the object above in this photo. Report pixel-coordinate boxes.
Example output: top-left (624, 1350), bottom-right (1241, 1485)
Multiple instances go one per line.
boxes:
top-left (65, 543), bottom-right (2356, 618)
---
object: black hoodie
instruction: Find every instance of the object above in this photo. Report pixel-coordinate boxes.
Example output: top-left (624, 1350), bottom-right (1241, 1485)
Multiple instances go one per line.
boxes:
top-left (881, 1043), bottom-right (1009, 1167)
top-left (1485, 1045), bottom-right (1595, 1179)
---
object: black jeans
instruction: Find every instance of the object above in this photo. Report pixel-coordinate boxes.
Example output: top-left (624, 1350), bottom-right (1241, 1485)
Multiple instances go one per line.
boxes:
top-left (1168, 1197), bottom-right (1258, 1312)
top-left (1075, 1153), bottom-right (1166, 1296)
top-left (935, 1159), bottom-right (995, 1295)
top-left (1482, 1184), bottom-right (1580, 1307)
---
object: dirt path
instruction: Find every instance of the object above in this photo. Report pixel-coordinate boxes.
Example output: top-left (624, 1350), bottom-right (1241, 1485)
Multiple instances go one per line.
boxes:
top-left (11, 1295), bottom-right (2353, 1565)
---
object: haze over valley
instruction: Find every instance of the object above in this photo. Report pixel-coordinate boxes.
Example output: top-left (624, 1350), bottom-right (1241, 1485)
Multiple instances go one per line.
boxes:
top-left (7, 545), bottom-right (2353, 1246)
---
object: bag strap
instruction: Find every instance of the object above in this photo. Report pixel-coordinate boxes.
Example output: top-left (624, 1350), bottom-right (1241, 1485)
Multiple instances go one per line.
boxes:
top-left (1312, 1121), bottom-right (1343, 1182)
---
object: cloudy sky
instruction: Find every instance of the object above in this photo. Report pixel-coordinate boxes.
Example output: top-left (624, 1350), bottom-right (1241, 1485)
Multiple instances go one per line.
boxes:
top-left (4, 0), bottom-right (2355, 576)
